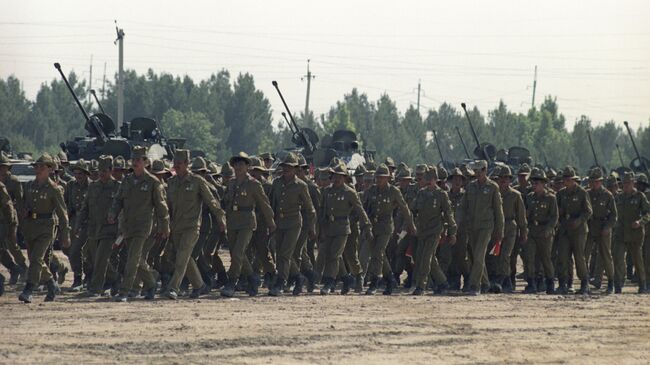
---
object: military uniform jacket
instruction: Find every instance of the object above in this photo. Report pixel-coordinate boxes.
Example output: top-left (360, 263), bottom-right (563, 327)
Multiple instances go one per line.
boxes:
top-left (461, 179), bottom-right (504, 237)
top-left (65, 179), bottom-right (89, 218)
top-left (395, 184), bottom-right (418, 231)
top-left (615, 190), bottom-right (650, 241)
top-left (557, 185), bottom-right (592, 232)
top-left (448, 188), bottom-right (465, 225)
top-left (526, 190), bottom-right (558, 237)
top-left (109, 170), bottom-right (170, 238)
top-left (362, 184), bottom-right (414, 235)
top-left (167, 172), bottom-right (226, 232)
top-left (270, 176), bottom-right (315, 231)
top-left (224, 174), bottom-right (274, 231)
top-left (1, 172), bottom-right (23, 205)
top-left (320, 184), bottom-right (370, 236)
top-left (0, 182), bottom-right (17, 225)
top-left (411, 186), bottom-right (457, 237)
top-left (587, 187), bottom-right (617, 233)
top-left (501, 186), bottom-right (528, 238)
top-left (20, 178), bottom-right (70, 241)
top-left (78, 178), bottom-right (121, 240)
top-left (254, 177), bottom-right (272, 231)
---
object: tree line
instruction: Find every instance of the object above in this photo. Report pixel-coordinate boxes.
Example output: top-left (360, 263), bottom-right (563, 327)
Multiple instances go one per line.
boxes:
top-left (1, 69), bottom-right (648, 173)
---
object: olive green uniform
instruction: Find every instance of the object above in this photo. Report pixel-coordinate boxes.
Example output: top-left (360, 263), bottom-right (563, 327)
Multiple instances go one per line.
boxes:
top-left (166, 172), bottom-right (226, 294)
top-left (109, 170), bottom-right (170, 297)
top-left (250, 176), bottom-right (275, 277)
top-left (64, 178), bottom-right (89, 280)
top-left (587, 187), bottom-right (617, 283)
top-left (556, 185), bottom-right (592, 283)
top-left (525, 190), bottom-right (558, 281)
top-left (447, 188), bottom-right (469, 288)
top-left (613, 190), bottom-right (650, 289)
top-left (460, 178), bottom-right (504, 292)
top-left (411, 185), bottom-right (456, 290)
top-left (491, 186), bottom-right (527, 282)
top-left (0, 172), bottom-right (27, 269)
top-left (0, 182), bottom-right (18, 273)
top-left (298, 178), bottom-right (320, 274)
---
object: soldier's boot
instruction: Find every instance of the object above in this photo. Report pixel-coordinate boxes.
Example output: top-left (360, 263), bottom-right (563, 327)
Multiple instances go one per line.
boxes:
top-left (536, 276), bottom-right (546, 293)
top-left (590, 277), bottom-right (602, 290)
top-left (143, 286), bottom-right (156, 300)
top-left (340, 274), bottom-right (354, 295)
top-left (263, 271), bottom-right (275, 289)
top-left (412, 287), bottom-right (424, 295)
top-left (70, 273), bottom-right (83, 292)
top-left (268, 279), bottom-right (285, 297)
top-left (638, 282), bottom-right (648, 294)
top-left (354, 274), bottom-right (364, 293)
top-left (566, 277), bottom-right (574, 293)
top-left (234, 276), bottom-right (246, 292)
top-left (510, 273), bottom-right (517, 291)
top-left (48, 260), bottom-right (59, 283)
top-left (0, 273), bottom-right (5, 296)
top-left (545, 278), bottom-right (555, 295)
top-left (246, 274), bottom-right (261, 297)
top-left (304, 270), bottom-right (317, 293)
top-left (330, 278), bottom-right (338, 294)
top-left (44, 279), bottom-right (60, 302)
top-left (435, 281), bottom-right (449, 295)
top-left (606, 280), bottom-right (614, 294)
top-left (365, 276), bottom-right (378, 296)
top-left (320, 277), bottom-right (334, 296)
top-left (614, 284), bottom-right (622, 294)
top-left (190, 284), bottom-right (211, 299)
top-left (160, 273), bottom-right (171, 293)
top-left (556, 278), bottom-right (569, 295)
top-left (284, 276), bottom-right (295, 293)
top-left (404, 271), bottom-right (413, 289)
top-left (293, 274), bottom-right (306, 296)
top-left (577, 279), bottom-right (590, 295)
top-left (502, 277), bottom-right (514, 294)
top-left (220, 278), bottom-right (237, 298)
top-left (523, 278), bottom-right (537, 294)
top-left (383, 275), bottom-right (397, 296)
top-left (448, 275), bottom-right (461, 291)
top-left (213, 271), bottom-right (228, 290)
top-left (393, 271), bottom-right (402, 287)
top-left (490, 276), bottom-right (503, 294)
top-left (18, 283), bottom-right (34, 303)
top-left (9, 264), bottom-right (26, 285)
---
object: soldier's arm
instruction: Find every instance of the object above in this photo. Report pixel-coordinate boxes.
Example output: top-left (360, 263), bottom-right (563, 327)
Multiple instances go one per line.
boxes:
top-left (577, 189), bottom-right (593, 225)
top-left (252, 181), bottom-right (275, 229)
top-left (76, 189), bottom-right (90, 233)
top-left (52, 185), bottom-right (71, 242)
top-left (0, 184), bottom-right (16, 225)
top-left (349, 189), bottom-right (371, 229)
top-left (605, 193), bottom-right (618, 230)
top-left (441, 192), bottom-right (457, 236)
top-left (300, 183), bottom-right (316, 232)
top-left (493, 186), bottom-right (505, 239)
top-left (108, 181), bottom-right (124, 222)
top-left (515, 193), bottom-right (528, 238)
top-left (545, 195), bottom-right (559, 233)
top-left (199, 177), bottom-right (226, 227)
top-left (393, 187), bottom-right (415, 232)
top-left (639, 193), bottom-right (650, 225)
top-left (64, 183), bottom-right (72, 215)
top-left (152, 180), bottom-right (170, 235)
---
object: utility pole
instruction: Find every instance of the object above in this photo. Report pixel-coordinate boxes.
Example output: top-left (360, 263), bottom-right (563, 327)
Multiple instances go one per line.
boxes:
top-left (101, 62), bottom-right (106, 100)
top-left (88, 54), bottom-right (93, 104)
top-left (301, 59), bottom-right (315, 124)
top-left (417, 79), bottom-right (421, 114)
top-left (114, 21), bottom-right (125, 128)
top-left (531, 65), bottom-right (537, 108)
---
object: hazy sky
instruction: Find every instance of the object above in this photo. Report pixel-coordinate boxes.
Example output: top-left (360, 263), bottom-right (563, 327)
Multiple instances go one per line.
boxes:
top-left (2, 0), bottom-right (649, 130)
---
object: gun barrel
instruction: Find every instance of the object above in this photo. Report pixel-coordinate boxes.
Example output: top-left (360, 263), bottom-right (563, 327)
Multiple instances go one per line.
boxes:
top-left (54, 63), bottom-right (90, 122)
top-left (615, 144), bottom-right (625, 167)
top-left (586, 129), bottom-right (600, 167)
top-left (432, 129), bottom-right (445, 163)
top-left (460, 103), bottom-right (484, 159)
top-left (624, 121), bottom-right (648, 173)
top-left (272, 81), bottom-right (314, 154)
top-left (90, 89), bottom-right (106, 114)
top-left (455, 126), bottom-right (471, 159)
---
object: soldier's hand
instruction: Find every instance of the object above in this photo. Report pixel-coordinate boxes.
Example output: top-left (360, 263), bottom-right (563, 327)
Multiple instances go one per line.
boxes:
top-left (409, 225), bottom-right (417, 236)
top-left (447, 235), bottom-right (457, 245)
top-left (631, 220), bottom-right (641, 229)
top-left (364, 227), bottom-right (374, 243)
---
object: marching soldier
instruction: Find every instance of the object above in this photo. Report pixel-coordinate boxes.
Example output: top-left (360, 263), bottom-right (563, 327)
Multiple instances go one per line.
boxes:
top-left (163, 150), bottom-right (226, 299)
top-left (612, 172), bottom-right (650, 293)
top-left (108, 146), bottom-right (170, 302)
top-left (586, 168), bottom-right (617, 294)
top-left (556, 166), bottom-right (593, 294)
top-left (0, 181), bottom-right (17, 296)
top-left (221, 152), bottom-right (275, 297)
top-left (637, 174), bottom-right (650, 289)
top-left (460, 160), bottom-right (504, 295)
top-left (248, 157), bottom-right (276, 288)
top-left (0, 152), bottom-right (27, 284)
top-left (446, 167), bottom-right (470, 290)
top-left (64, 159), bottom-right (91, 291)
top-left (362, 163), bottom-right (415, 295)
top-left (18, 153), bottom-right (71, 303)
top-left (296, 155), bottom-right (321, 291)
top-left (268, 153), bottom-right (315, 296)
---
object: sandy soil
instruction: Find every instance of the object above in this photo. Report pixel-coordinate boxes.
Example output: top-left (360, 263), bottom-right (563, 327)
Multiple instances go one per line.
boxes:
top-left (1, 251), bottom-right (649, 365)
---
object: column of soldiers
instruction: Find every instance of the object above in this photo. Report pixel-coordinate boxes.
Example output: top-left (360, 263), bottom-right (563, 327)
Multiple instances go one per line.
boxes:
top-left (2, 147), bottom-right (650, 302)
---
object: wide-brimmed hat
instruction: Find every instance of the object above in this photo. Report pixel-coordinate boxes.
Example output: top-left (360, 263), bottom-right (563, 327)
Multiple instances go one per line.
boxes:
top-left (57, 150), bottom-right (69, 164)
top-left (89, 159), bottom-right (99, 173)
top-left (529, 167), bottom-right (548, 182)
top-left (396, 167), bottom-right (413, 180)
top-left (424, 166), bottom-right (438, 181)
top-left (561, 166), bottom-right (579, 180)
top-left (98, 155), bottom-right (114, 171)
top-left (151, 159), bottom-right (171, 175)
top-left (637, 173), bottom-right (649, 187)
top-left (298, 155), bottom-right (308, 168)
top-left (191, 157), bottom-right (209, 172)
top-left (249, 157), bottom-right (267, 172)
top-left (518, 163), bottom-right (531, 176)
top-left (588, 167), bottom-right (604, 181)
top-left (279, 152), bottom-right (300, 167)
top-left (229, 152), bottom-right (251, 165)
top-left (330, 162), bottom-right (349, 176)
top-left (448, 167), bottom-right (464, 180)
top-left (472, 160), bottom-right (488, 171)
top-left (437, 167), bottom-right (448, 181)
top-left (32, 153), bottom-right (56, 168)
top-left (375, 163), bottom-right (391, 177)
top-left (220, 162), bottom-right (234, 177)
top-left (259, 152), bottom-right (274, 162)
top-left (499, 165), bottom-right (513, 178)
top-left (622, 171), bottom-right (636, 184)
top-left (72, 159), bottom-right (90, 174)
top-left (384, 157), bottom-right (396, 169)
top-left (132, 146), bottom-right (148, 160)
top-left (354, 164), bottom-right (368, 177)
top-left (113, 156), bottom-right (127, 170)
top-left (174, 149), bottom-right (191, 163)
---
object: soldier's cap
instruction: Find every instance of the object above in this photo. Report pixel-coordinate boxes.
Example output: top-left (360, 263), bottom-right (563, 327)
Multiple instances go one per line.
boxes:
top-left (396, 167), bottom-right (413, 180)
top-left (72, 159), bottom-right (90, 175)
top-left (191, 156), bottom-right (209, 172)
top-left (32, 153), bottom-right (56, 168)
top-left (561, 166), bottom-right (580, 180)
top-left (553, 175), bottom-right (563, 184)
top-left (637, 173), bottom-right (649, 186)
top-left (605, 175), bottom-right (618, 188)
top-left (98, 155), bottom-right (113, 172)
top-left (150, 159), bottom-right (170, 175)
top-left (365, 160), bottom-right (377, 171)
top-left (546, 168), bottom-right (557, 179)
top-left (330, 162), bottom-right (349, 176)
top-left (249, 156), bottom-right (267, 172)
top-left (259, 152), bottom-right (274, 162)
top-left (384, 156), bottom-right (396, 169)
top-left (499, 165), bottom-right (513, 178)
top-left (113, 156), bottom-right (127, 170)
top-left (529, 167), bottom-right (548, 182)
top-left (229, 152), bottom-right (251, 165)
top-left (220, 162), bottom-right (234, 177)
top-left (622, 171), bottom-right (636, 184)
top-left (363, 171), bottom-right (375, 182)
top-left (279, 152), bottom-right (300, 167)
top-left (397, 162), bottom-right (408, 172)
top-left (424, 166), bottom-right (438, 181)
top-left (0, 152), bottom-right (12, 168)
top-left (518, 163), bottom-right (531, 175)
top-left (317, 167), bottom-right (331, 181)
top-left (588, 167), bottom-right (604, 181)
top-left (208, 161), bottom-right (221, 175)
top-left (132, 146), bottom-right (149, 160)
top-left (354, 164), bottom-right (368, 177)
top-left (89, 159), bottom-right (99, 173)
top-left (57, 150), bottom-right (69, 164)
top-left (437, 167), bottom-right (448, 181)
top-left (173, 149), bottom-right (191, 163)
top-left (52, 155), bottom-right (62, 171)
top-left (448, 167), bottom-right (465, 180)
top-left (460, 164), bottom-right (475, 178)
top-left (298, 155), bottom-right (308, 168)
top-left (375, 163), bottom-right (391, 177)
top-left (472, 160), bottom-right (488, 170)
top-left (415, 164), bottom-right (428, 175)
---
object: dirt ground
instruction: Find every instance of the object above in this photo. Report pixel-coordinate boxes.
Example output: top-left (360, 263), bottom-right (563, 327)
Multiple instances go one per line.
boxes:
top-left (1, 251), bottom-right (650, 365)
